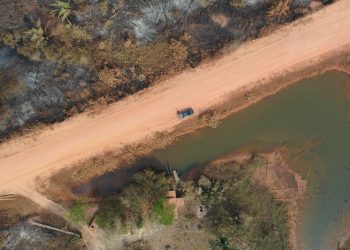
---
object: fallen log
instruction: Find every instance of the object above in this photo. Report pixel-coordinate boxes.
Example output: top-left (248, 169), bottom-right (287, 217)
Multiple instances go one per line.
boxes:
top-left (29, 220), bottom-right (79, 237)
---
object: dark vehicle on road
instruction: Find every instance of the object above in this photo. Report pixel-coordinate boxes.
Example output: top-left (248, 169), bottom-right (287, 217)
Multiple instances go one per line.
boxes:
top-left (177, 108), bottom-right (194, 119)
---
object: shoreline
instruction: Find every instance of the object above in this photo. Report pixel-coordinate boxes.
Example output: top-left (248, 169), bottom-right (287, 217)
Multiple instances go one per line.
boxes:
top-left (45, 45), bottom-right (350, 195)
top-left (258, 150), bottom-right (307, 250)
top-left (0, 0), bottom-right (349, 195)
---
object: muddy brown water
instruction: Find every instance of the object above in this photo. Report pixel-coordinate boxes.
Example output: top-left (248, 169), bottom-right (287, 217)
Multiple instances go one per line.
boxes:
top-left (153, 71), bottom-right (350, 250)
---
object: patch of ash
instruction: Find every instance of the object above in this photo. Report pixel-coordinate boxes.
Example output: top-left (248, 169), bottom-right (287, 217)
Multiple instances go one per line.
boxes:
top-left (128, 0), bottom-right (203, 42)
top-left (0, 219), bottom-right (85, 250)
top-left (0, 46), bottom-right (93, 138)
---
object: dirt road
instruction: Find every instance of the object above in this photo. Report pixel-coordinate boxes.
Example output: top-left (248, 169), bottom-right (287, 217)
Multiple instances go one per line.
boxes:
top-left (1, 0), bottom-right (350, 189)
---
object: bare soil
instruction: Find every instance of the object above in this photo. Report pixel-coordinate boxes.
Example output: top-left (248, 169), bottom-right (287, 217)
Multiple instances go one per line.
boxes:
top-left (0, 195), bottom-right (39, 228)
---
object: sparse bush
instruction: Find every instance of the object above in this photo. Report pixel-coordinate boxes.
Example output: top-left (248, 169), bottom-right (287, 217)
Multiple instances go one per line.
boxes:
top-left (202, 0), bottom-right (216, 7)
top-left (99, 0), bottom-right (109, 16)
top-left (24, 19), bottom-right (49, 48)
top-left (114, 42), bottom-right (180, 76)
top-left (0, 71), bottom-right (21, 103)
top-left (1, 33), bottom-right (19, 48)
top-left (69, 25), bottom-right (92, 42)
top-left (68, 201), bottom-right (86, 223)
top-left (213, 237), bottom-right (232, 250)
top-left (98, 67), bottom-right (123, 87)
top-left (30, 27), bottom-right (46, 47)
top-left (267, 0), bottom-right (292, 17)
top-left (16, 42), bottom-right (40, 60)
top-left (123, 240), bottom-right (151, 250)
top-left (230, 0), bottom-right (245, 8)
top-left (170, 39), bottom-right (188, 67)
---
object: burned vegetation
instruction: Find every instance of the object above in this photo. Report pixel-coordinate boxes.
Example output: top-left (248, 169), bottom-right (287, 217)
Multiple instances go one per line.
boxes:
top-left (0, 0), bottom-right (322, 139)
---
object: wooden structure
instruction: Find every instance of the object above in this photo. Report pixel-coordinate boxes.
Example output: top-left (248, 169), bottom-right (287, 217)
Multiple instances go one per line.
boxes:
top-left (167, 191), bottom-right (185, 218)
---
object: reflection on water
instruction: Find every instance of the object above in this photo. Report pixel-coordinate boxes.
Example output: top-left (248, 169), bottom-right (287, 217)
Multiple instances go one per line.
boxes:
top-left (153, 71), bottom-right (350, 250)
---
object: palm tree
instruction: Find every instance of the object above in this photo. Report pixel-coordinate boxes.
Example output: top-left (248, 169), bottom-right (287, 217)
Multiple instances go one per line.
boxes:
top-left (51, 1), bottom-right (72, 25)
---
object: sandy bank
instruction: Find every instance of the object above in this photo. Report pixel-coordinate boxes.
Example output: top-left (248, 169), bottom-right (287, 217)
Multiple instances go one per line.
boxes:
top-left (255, 151), bottom-right (307, 250)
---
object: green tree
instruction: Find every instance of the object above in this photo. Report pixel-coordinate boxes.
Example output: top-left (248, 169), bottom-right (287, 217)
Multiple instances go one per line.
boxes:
top-left (95, 198), bottom-right (124, 229)
top-left (202, 158), bottom-right (290, 250)
top-left (94, 170), bottom-right (173, 231)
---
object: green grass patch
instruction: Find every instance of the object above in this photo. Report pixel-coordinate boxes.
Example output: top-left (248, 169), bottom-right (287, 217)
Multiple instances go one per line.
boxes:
top-left (152, 197), bottom-right (175, 225)
top-left (67, 201), bottom-right (86, 223)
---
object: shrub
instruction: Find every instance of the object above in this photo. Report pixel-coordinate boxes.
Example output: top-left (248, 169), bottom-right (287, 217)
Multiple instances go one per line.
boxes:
top-left (51, 1), bottom-right (72, 25)
top-left (98, 67), bottom-right (123, 87)
top-left (230, 0), bottom-right (245, 8)
top-left (24, 19), bottom-right (49, 48)
top-left (99, 0), bottom-right (109, 16)
top-left (202, 0), bottom-right (216, 7)
top-left (95, 199), bottom-right (124, 229)
top-left (70, 25), bottom-right (92, 42)
top-left (2, 33), bottom-right (17, 48)
top-left (68, 201), bottom-right (86, 223)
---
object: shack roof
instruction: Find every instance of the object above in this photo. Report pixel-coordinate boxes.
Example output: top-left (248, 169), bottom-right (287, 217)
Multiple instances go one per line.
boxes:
top-left (167, 191), bottom-right (176, 198)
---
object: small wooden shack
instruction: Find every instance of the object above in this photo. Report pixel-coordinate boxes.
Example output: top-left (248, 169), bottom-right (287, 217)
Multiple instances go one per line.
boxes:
top-left (167, 191), bottom-right (185, 218)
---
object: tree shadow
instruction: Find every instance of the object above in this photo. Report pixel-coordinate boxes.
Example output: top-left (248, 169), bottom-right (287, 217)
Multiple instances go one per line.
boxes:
top-left (72, 156), bottom-right (165, 198)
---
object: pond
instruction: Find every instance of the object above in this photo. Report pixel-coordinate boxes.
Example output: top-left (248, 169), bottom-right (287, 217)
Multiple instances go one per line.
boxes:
top-left (153, 71), bottom-right (350, 250)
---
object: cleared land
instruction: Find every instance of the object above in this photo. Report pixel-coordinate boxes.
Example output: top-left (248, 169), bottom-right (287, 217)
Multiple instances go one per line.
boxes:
top-left (1, 0), bottom-right (350, 191)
